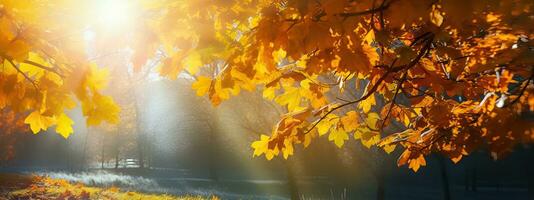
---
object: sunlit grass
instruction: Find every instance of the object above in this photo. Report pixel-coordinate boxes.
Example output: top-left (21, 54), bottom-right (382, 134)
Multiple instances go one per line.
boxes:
top-left (1, 174), bottom-right (218, 200)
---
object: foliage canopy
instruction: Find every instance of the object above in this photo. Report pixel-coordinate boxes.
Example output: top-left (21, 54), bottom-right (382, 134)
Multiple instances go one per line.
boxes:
top-left (1, 0), bottom-right (534, 171)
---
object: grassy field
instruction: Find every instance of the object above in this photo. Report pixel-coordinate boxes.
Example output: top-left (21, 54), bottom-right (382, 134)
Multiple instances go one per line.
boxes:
top-left (0, 173), bottom-right (217, 200)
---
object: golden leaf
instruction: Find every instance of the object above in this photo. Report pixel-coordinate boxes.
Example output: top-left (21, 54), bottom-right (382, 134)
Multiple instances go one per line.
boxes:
top-left (192, 76), bottom-right (212, 96)
top-left (328, 127), bottom-right (349, 148)
top-left (24, 111), bottom-right (54, 134)
top-left (55, 113), bottom-right (74, 139)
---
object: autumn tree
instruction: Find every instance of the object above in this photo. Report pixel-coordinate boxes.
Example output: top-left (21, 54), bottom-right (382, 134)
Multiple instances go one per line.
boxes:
top-left (0, 1), bottom-right (120, 140)
top-left (146, 0), bottom-right (534, 171)
top-left (2, 0), bottom-right (534, 173)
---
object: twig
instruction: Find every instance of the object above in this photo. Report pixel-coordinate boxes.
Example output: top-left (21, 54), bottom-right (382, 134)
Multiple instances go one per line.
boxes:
top-left (303, 34), bottom-right (434, 135)
top-left (340, 3), bottom-right (390, 18)
top-left (22, 60), bottom-right (64, 77)
top-left (504, 72), bottom-right (533, 107)
top-left (6, 58), bottom-right (38, 90)
top-left (381, 73), bottom-right (406, 130)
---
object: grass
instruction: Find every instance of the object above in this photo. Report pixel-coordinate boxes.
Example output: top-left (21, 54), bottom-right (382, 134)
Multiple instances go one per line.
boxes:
top-left (0, 173), bottom-right (218, 200)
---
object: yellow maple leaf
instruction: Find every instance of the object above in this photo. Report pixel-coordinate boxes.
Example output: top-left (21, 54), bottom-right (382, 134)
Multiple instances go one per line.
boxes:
top-left (359, 93), bottom-right (376, 113)
top-left (19, 52), bottom-right (46, 78)
top-left (409, 154), bottom-right (427, 172)
top-left (303, 132), bottom-right (314, 148)
top-left (296, 55), bottom-right (308, 69)
top-left (316, 114), bottom-right (339, 136)
top-left (340, 111), bottom-right (360, 132)
top-left (184, 51), bottom-right (203, 75)
top-left (366, 112), bottom-right (380, 130)
top-left (24, 111), bottom-right (55, 134)
top-left (382, 144), bottom-right (396, 154)
top-left (363, 30), bottom-right (375, 44)
top-left (262, 86), bottom-right (277, 100)
top-left (55, 113), bottom-right (74, 139)
top-left (272, 48), bottom-right (286, 64)
top-left (192, 76), bottom-right (212, 96)
top-left (275, 86), bottom-right (303, 111)
top-left (265, 148), bottom-right (279, 160)
top-left (362, 43), bottom-right (379, 65)
top-left (83, 93), bottom-right (120, 126)
top-left (86, 63), bottom-right (110, 91)
top-left (282, 139), bottom-right (294, 159)
top-left (356, 127), bottom-right (380, 148)
top-left (328, 127), bottom-right (349, 148)
top-left (251, 134), bottom-right (269, 157)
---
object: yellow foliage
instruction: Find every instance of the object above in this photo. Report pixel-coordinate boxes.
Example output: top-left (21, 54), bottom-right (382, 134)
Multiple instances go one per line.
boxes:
top-left (191, 76), bottom-right (212, 96)
top-left (1, 0), bottom-right (533, 172)
top-left (340, 111), bottom-right (360, 132)
top-left (328, 127), bottom-right (349, 148)
top-left (6, 175), bottom-right (210, 200)
top-left (24, 111), bottom-right (54, 134)
top-left (55, 113), bottom-right (74, 139)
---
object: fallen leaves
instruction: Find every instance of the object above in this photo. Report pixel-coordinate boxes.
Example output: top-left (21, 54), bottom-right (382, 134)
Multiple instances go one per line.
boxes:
top-left (3, 174), bottom-right (212, 200)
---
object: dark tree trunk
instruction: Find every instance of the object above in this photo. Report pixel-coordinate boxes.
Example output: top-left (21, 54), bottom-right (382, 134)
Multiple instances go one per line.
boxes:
top-left (208, 132), bottom-right (219, 181)
top-left (285, 160), bottom-right (300, 200)
top-left (376, 172), bottom-right (385, 200)
top-left (529, 167), bottom-right (534, 198)
top-left (437, 155), bottom-right (451, 200)
top-left (101, 139), bottom-right (105, 169)
top-left (115, 150), bottom-right (119, 169)
top-left (138, 137), bottom-right (145, 169)
top-left (471, 168), bottom-right (477, 192)
top-left (207, 119), bottom-right (220, 181)
top-left (526, 147), bottom-right (534, 199)
top-left (81, 130), bottom-right (88, 170)
top-left (464, 168), bottom-right (469, 191)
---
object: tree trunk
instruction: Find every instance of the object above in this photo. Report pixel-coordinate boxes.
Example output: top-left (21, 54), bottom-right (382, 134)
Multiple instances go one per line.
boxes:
top-left (115, 150), bottom-right (119, 169)
top-left (208, 129), bottom-right (219, 181)
top-left (138, 137), bottom-right (145, 169)
top-left (81, 130), bottom-right (88, 170)
top-left (526, 147), bottom-right (534, 199)
top-left (376, 172), bottom-right (385, 200)
top-left (135, 102), bottom-right (145, 169)
top-left (528, 166), bottom-right (534, 199)
top-left (285, 160), bottom-right (300, 200)
top-left (101, 139), bottom-right (105, 169)
top-left (437, 155), bottom-right (451, 200)
top-left (464, 168), bottom-right (469, 191)
top-left (471, 168), bottom-right (477, 192)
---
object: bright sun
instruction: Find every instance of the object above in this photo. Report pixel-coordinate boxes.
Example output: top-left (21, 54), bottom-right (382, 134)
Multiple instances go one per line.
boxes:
top-left (94, 0), bottom-right (134, 30)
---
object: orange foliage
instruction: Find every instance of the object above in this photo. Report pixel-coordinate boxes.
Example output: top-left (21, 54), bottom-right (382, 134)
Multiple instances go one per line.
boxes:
top-left (1, 0), bottom-right (533, 172)
top-left (145, 0), bottom-right (534, 171)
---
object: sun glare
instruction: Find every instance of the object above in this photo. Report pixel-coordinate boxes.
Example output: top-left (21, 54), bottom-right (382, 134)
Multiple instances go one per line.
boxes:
top-left (94, 0), bottom-right (134, 30)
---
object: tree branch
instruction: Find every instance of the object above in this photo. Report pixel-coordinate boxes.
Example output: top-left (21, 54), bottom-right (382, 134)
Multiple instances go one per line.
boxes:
top-left (503, 72), bottom-right (533, 107)
top-left (6, 58), bottom-right (38, 90)
top-left (339, 3), bottom-right (390, 18)
top-left (380, 73), bottom-right (405, 131)
top-left (302, 33), bottom-right (434, 135)
top-left (22, 60), bottom-right (64, 77)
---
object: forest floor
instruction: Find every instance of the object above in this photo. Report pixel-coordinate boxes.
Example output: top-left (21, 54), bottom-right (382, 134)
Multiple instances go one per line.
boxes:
top-left (0, 173), bottom-right (217, 200)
